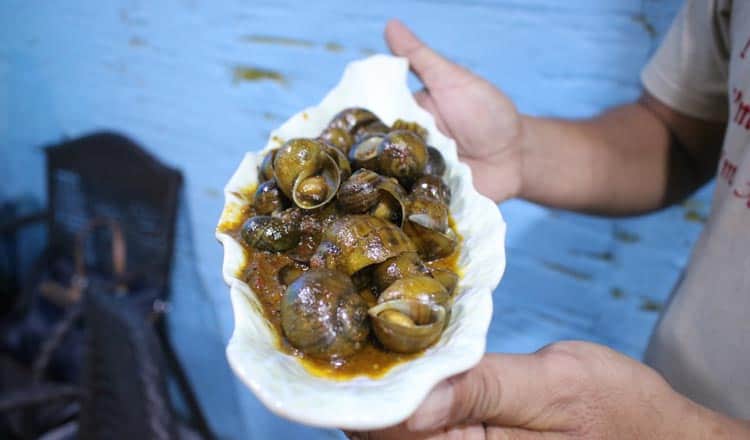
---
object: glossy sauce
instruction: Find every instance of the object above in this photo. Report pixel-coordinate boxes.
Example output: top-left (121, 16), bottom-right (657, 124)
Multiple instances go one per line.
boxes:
top-left (222, 185), bottom-right (461, 380)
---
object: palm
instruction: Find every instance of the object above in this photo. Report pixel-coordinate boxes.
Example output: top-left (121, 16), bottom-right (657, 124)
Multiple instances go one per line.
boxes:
top-left (352, 422), bottom-right (489, 439)
top-left (385, 21), bottom-right (523, 202)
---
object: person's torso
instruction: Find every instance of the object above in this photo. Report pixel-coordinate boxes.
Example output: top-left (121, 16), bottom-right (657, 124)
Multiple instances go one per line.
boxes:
top-left (645, 0), bottom-right (750, 419)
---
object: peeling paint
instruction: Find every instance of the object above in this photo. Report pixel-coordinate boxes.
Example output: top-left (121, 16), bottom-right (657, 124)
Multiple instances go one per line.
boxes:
top-left (241, 34), bottom-right (315, 48)
top-left (610, 287), bottom-right (624, 299)
top-left (263, 112), bottom-right (281, 121)
top-left (129, 36), bottom-right (147, 47)
top-left (541, 260), bottom-right (592, 281)
top-left (684, 209), bottom-right (708, 224)
top-left (613, 227), bottom-right (640, 243)
top-left (119, 8), bottom-right (147, 26)
top-left (204, 188), bottom-right (221, 198)
top-left (640, 298), bottom-right (663, 312)
top-left (324, 42), bottom-right (344, 52)
top-left (680, 198), bottom-right (706, 211)
top-left (232, 66), bottom-right (286, 85)
top-left (571, 249), bottom-right (614, 262)
top-left (631, 13), bottom-right (656, 38)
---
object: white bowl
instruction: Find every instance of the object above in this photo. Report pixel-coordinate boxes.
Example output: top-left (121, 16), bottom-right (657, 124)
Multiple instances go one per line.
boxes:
top-left (216, 55), bottom-right (506, 430)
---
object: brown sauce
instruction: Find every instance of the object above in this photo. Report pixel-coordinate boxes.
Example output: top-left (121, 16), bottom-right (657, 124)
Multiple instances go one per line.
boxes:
top-left (220, 184), bottom-right (462, 380)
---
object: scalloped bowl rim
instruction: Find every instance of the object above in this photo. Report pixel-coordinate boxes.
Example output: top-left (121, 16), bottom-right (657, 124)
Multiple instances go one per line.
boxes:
top-left (216, 55), bottom-right (506, 430)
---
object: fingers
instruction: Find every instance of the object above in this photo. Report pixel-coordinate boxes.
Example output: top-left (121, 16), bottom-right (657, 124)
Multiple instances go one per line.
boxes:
top-left (414, 89), bottom-right (450, 136)
top-left (346, 423), bottom-right (486, 440)
top-left (406, 353), bottom-right (568, 432)
top-left (414, 89), bottom-right (437, 114)
top-left (488, 426), bottom-right (570, 440)
top-left (384, 19), bottom-right (469, 90)
top-left (346, 424), bottom-right (565, 440)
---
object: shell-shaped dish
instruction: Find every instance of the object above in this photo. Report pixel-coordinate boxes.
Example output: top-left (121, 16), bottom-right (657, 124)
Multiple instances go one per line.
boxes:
top-left (216, 55), bottom-right (506, 430)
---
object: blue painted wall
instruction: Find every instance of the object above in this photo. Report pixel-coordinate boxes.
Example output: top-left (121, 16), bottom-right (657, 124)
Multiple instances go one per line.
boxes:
top-left (2, 1), bottom-right (704, 439)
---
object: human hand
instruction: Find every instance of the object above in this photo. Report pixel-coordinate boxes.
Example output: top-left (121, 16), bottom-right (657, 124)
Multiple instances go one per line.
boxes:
top-left (384, 19), bottom-right (524, 203)
top-left (346, 341), bottom-right (748, 439)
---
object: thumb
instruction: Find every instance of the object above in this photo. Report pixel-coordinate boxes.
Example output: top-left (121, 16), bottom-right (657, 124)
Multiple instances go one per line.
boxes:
top-left (405, 353), bottom-right (560, 432)
top-left (384, 19), bottom-right (471, 90)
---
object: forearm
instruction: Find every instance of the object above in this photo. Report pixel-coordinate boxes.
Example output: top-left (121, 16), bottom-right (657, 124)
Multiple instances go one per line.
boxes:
top-left (675, 392), bottom-right (750, 439)
top-left (518, 98), bottom-right (720, 216)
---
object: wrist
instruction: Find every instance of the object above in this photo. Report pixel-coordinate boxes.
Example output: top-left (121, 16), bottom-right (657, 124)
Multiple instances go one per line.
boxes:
top-left (661, 386), bottom-right (750, 439)
top-left (684, 400), bottom-right (750, 438)
top-left (515, 114), bottom-right (537, 200)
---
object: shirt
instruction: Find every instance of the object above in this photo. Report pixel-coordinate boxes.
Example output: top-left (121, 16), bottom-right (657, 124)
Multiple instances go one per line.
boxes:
top-left (641, 0), bottom-right (750, 419)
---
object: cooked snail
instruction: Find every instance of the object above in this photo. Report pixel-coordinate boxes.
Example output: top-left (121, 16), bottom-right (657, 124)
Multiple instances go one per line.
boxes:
top-left (272, 138), bottom-right (342, 210)
top-left (348, 134), bottom-right (384, 171)
top-left (377, 275), bottom-right (450, 306)
top-left (237, 108), bottom-right (461, 373)
top-left (319, 127), bottom-right (354, 154)
top-left (391, 119), bottom-right (428, 140)
top-left (278, 263), bottom-right (306, 287)
top-left (259, 149), bottom-right (277, 181)
top-left (241, 215), bottom-right (300, 252)
top-left (377, 130), bottom-right (428, 185)
top-left (430, 268), bottom-right (459, 296)
top-left (309, 215), bottom-right (415, 276)
top-left (354, 120), bottom-right (390, 141)
top-left (372, 252), bottom-right (431, 291)
top-left (404, 195), bottom-right (457, 261)
top-left (424, 146), bottom-right (447, 177)
top-left (281, 268), bottom-right (370, 359)
top-left (337, 169), bottom-right (382, 214)
top-left (369, 300), bottom-right (447, 353)
top-left (337, 170), bottom-right (407, 226)
top-left (323, 143), bottom-right (352, 181)
top-left (328, 108), bottom-right (384, 140)
top-left (254, 180), bottom-right (288, 215)
top-left (411, 174), bottom-right (451, 205)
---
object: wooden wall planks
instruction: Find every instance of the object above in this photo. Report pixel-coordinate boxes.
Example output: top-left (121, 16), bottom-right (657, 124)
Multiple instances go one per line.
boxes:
top-left (1, 1), bottom-right (705, 438)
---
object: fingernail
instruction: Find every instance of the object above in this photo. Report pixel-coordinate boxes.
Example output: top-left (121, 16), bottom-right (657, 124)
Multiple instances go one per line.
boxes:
top-left (407, 381), bottom-right (454, 431)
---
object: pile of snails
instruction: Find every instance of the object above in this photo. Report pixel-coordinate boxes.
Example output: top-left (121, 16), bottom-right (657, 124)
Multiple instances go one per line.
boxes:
top-left (242, 107), bottom-right (460, 361)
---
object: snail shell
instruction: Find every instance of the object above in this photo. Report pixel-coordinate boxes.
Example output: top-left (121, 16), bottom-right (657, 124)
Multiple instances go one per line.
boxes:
top-left (259, 149), bottom-right (277, 182)
top-left (377, 275), bottom-right (450, 307)
top-left (391, 119), bottom-right (428, 140)
top-left (328, 108), bottom-right (383, 136)
top-left (337, 169), bottom-right (382, 214)
top-left (241, 215), bottom-right (300, 252)
top-left (411, 174), bottom-right (451, 205)
top-left (319, 127), bottom-right (354, 154)
top-left (368, 275), bottom-right (450, 353)
top-left (377, 130), bottom-right (428, 185)
top-left (368, 299), bottom-right (447, 353)
top-left (253, 180), bottom-right (288, 215)
top-left (323, 143), bottom-right (352, 181)
top-left (372, 252), bottom-right (431, 292)
top-left (404, 217), bottom-right (458, 261)
top-left (408, 195), bottom-right (450, 232)
top-left (354, 120), bottom-right (390, 142)
top-left (348, 134), bottom-right (384, 171)
top-left (281, 268), bottom-right (370, 359)
top-left (430, 268), bottom-right (459, 296)
top-left (273, 138), bottom-right (342, 210)
top-left (309, 215), bottom-right (416, 276)
top-left (403, 195), bottom-right (457, 261)
top-left (423, 146), bottom-right (447, 177)
top-left (337, 170), bottom-right (408, 226)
